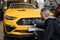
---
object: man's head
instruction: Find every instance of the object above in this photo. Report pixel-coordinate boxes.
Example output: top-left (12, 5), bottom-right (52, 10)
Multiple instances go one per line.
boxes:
top-left (41, 8), bottom-right (50, 20)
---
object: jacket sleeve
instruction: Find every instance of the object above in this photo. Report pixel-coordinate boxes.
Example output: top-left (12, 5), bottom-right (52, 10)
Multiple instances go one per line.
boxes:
top-left (43, 21), bottom-right (55, 40)
top-left (36, 23), bottom-right (45, 29)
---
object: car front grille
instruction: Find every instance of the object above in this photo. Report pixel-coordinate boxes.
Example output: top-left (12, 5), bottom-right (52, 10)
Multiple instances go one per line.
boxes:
top-left (16, 18), bottom-right (44, 25)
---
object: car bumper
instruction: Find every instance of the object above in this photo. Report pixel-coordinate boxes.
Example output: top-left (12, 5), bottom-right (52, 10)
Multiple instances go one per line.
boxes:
top-left (4, 33), bottom-right (34, 38)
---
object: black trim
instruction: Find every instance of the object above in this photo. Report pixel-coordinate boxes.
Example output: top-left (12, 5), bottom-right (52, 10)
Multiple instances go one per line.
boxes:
top-left (14, 30), bottom-right (33, 33)
top-left (4, 33), bottom-right (34, 38)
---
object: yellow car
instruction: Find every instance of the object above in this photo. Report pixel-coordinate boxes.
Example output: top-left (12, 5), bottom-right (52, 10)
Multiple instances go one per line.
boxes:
top-left (4, 3), bottom-right (53, 38)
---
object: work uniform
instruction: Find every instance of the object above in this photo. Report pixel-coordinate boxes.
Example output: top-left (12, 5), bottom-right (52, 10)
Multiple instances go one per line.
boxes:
top-left (35, 16), bottom-right (60, 40)
top-left (43, 17), bottom-right (60, 40)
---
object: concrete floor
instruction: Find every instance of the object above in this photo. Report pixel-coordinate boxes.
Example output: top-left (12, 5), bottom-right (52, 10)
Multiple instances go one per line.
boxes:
top-left (0, 21), bottom-right (4, 40)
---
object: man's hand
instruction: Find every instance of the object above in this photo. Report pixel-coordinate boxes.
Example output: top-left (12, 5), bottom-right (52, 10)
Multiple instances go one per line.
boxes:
top-left (33, 24), bottom-right (37, 28)
top-left (31, 21), bottom-right (37, 27)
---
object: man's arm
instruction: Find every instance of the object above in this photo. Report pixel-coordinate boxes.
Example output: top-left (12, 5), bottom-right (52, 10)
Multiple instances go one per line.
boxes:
top-left (43, 21), bottom-right (55, 40)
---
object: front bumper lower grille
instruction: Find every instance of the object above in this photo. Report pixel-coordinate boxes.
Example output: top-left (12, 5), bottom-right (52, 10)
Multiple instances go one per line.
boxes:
top-left (5, 25), bottom-right (15, 32)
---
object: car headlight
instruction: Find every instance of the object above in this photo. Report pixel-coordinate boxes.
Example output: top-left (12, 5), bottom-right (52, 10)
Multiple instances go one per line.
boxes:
top-left (5, 15), bottom-right (16, 20)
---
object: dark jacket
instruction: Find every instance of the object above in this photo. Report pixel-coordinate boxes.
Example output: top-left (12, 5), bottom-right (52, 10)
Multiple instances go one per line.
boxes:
top-left (43, 17), bottom-right (60, 40)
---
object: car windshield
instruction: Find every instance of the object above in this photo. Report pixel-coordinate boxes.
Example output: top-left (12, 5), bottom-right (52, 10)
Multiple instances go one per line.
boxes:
top-left (10, 4), bottom-right (35, 8)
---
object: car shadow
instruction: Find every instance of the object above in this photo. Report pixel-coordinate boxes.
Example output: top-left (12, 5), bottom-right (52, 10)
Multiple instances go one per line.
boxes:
top-left (4, 37), bottom-right (35, 40)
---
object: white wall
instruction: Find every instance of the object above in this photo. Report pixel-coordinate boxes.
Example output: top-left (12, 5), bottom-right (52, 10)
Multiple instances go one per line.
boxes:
top-left (36, 0), bottom-right (44, 10)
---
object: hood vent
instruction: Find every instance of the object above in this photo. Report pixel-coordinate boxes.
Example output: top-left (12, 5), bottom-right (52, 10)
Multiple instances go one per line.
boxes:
top-left (18, 9), bottom-right (25, 11)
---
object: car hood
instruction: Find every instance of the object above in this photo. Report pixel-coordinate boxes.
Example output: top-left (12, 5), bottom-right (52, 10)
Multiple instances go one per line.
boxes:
top-left (5, 8), bottom-right (41, 18)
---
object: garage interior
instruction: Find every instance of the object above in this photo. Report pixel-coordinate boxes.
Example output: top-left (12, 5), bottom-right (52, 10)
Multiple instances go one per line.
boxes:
top-left (0, 0), bottom-right (60, 40)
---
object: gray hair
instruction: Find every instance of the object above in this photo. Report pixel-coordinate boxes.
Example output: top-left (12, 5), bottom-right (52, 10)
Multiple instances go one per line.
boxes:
top-left (41, 8), bottom-right (50, 17)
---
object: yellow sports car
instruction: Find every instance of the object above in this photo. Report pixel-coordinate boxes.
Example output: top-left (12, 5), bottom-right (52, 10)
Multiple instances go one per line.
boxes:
top-left (4, 3), bottom-right (53, 38)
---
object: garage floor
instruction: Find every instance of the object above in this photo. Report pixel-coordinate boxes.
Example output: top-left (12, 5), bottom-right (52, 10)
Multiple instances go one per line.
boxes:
top-left (0, 21), bottom-right (4, 40)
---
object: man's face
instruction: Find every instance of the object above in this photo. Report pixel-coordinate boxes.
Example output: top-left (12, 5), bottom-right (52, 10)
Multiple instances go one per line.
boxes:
top-left (41, 13), bottom-right (46, 20)
top-left (41, 13), bottom-right (44, 19)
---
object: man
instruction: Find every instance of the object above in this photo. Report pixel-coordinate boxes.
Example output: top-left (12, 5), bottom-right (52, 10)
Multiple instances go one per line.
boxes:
top-left (40, 8), bottom-right (60, 40)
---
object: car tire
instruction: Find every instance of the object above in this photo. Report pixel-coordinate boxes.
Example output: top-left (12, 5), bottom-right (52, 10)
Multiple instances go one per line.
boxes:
top-left (4, 36), bottom-right (11, 40)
